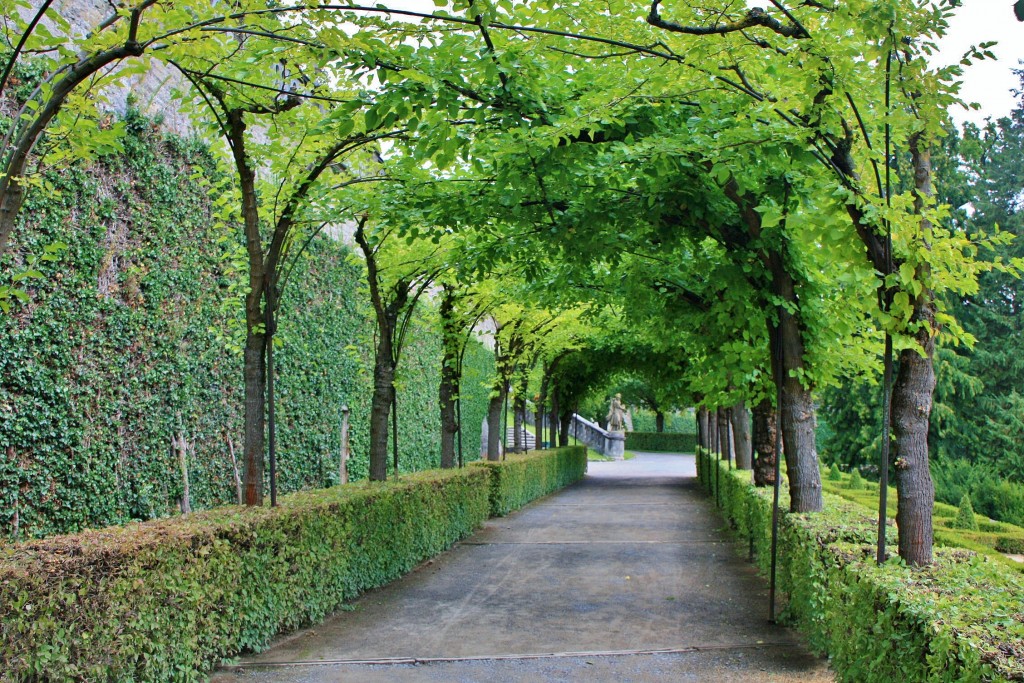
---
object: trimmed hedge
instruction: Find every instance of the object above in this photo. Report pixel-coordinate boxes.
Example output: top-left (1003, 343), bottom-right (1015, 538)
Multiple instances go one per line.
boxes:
top-left (0, 447), bottom-right (586, 681)
top-left (474, 446), bottom-right (588, 516)
top-left (698, 450), bottom-right (1024, 682)
top-left (625, 432), bottom-right (697, 453)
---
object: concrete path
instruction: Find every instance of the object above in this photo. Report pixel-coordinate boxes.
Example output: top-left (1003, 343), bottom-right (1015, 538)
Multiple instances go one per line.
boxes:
top-left (210, 453), bottom-right (832, 682)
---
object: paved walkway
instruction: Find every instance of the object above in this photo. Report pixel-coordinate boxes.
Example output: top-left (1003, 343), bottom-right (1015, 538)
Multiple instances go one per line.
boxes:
top-left (210, 453), bottom-right (832, 682)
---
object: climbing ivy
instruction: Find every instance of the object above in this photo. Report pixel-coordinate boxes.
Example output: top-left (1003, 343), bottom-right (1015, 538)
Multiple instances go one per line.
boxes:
top-left (0, 109), bottom-right (493, 540)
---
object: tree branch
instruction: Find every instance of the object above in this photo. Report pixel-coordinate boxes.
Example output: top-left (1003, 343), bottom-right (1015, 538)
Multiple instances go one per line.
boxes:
top-left (647, 0), bottom-right (808, 39)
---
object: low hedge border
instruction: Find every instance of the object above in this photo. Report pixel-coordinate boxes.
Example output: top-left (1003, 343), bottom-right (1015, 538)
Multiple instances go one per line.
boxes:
top-left (698, 449), bottom-right (1024, 682)
top-left (474, 446), bottom-right (588, 516)
top-left (625, 432), bottom-right (696, 453)
top-left (0, 448), bottom-right (585, 682)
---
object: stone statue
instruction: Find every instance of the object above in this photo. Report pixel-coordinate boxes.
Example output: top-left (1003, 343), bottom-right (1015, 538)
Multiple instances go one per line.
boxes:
top-left (607, 394), bottom-right (626, 432)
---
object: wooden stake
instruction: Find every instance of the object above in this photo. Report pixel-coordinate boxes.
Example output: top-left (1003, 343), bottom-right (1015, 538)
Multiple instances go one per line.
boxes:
top-left (174, 431), bottom-right (191, 514)
top-left (340, 405), bottom-right (350, 485)
top-left (227, 432), bottom-right (243, 504)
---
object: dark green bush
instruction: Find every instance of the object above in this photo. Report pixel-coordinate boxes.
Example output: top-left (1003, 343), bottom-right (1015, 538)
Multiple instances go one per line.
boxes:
top-left (625, 432), bottom-right (696, 453)
top-left (474, 447), bottom-right (587, 516)
top-left (0, 467), bottom-right (491, 682)
top-left (954, 494), bottom-right (980, 531)
top-left (995, 536), bottom-right (1024, 554)
top-left (698, 450), bottom-right (1024, 682)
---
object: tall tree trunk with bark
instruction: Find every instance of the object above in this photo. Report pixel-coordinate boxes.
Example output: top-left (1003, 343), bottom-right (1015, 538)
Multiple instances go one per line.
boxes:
top-left (770, 264), bottom-right (823, 512)
top-left (731, 402), bottom-right (752, 470)
top-left (536, 364), bottom-right (549, 448)
top-left (891, 139), bottom-right (938, 566)
top-left (222, 103), bottom-right (269, 507)
top-left (242, 331), bottom-right (266, 504)
top-left (697, 407), bottom-right (710, 452)
top-left (368, 332), bottom-right (395, 480)
top-left (439, 287), bottom-right (459, 469)
top-left (708, 407), bottom-right (718, 455)
top-left (717, 408), bottom-right (732, 463)
top-left (355, 222), bottom-right (409, 481)
top-left (513, 375), bottom-right (528, 453)
top-left (752, 399), bottom-right (777, 487)
top-left (486, 380), bottom-right (506, 461)
top-left (549, 386), bottom-right (559, 450)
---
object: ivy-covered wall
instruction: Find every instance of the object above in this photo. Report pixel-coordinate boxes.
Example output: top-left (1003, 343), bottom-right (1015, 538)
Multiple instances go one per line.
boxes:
top-left (459, 339), bottom-right (494, 464)
top-left (0, 110), bottom-right (494, 540)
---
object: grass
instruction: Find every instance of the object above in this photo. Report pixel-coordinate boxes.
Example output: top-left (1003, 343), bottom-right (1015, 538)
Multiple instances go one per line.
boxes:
top-left (821, 465), bottom-right (1024, 573)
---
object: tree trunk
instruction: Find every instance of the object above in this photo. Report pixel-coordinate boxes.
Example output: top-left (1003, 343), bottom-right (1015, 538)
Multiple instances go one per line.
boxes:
top-left (368, 332), bottom-right (395, 480)
top-left (486, 384), bottom-right (505, 461)
top-left (439, 355), bottom-right (458, 468)
top-left (513, 392), bottom-right (526, 453)
top-left (439, 289), bottom-right (459, 469)
top-left (536, 362), bottom-right (549, 447)
top-left (731, 402), bottom-right (752, 470)
top-left (752, 399), bottom-right (777, 487)
top-left (655, 410), bottom-right (665, 433)
top-left (892, 323), bottom-right (936, 565)
top-left (242, 330), bottom-right (266, 505)
top-left (717, 408), bottom-right (731, 463)
top-left (697, 407), bottom-right (710, 452)
top-left (772, 265), bottom-right (823, 513)
top-left (708, 407), bottom-right (718, 455)
top-left (549, 378), bottom-right (560, 450)
top-left (779, 374), bottom-right (822, 512)
top-left (891, 139), bottom-right (937, 566)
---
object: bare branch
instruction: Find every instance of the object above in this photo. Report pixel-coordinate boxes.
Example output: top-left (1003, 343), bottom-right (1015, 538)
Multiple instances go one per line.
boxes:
top-left (647, 0), bottom-right (808, 39)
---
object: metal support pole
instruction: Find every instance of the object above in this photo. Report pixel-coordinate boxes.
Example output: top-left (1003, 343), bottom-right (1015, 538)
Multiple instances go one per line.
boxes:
top-left (769, 326), bottom-right (784, 622)
top-left (877, 46), bottom-right (895, 567)
top-left (727, 407), bottom-right (733, 471)
top-left (265, 280), bottom-right (277, 508)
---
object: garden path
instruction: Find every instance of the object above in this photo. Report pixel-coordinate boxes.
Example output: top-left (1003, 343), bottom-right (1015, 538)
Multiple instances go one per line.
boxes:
top-left (210, 452), bottom-right (832, 682)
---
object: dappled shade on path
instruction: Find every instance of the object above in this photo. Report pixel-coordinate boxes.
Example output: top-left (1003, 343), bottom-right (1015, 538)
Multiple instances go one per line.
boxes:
top-left (212, 453), bottom-right (831, 682)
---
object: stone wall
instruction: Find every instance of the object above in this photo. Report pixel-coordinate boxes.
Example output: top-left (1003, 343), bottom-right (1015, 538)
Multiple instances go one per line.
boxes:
top-left (22, 0), bottom-right (194, 136)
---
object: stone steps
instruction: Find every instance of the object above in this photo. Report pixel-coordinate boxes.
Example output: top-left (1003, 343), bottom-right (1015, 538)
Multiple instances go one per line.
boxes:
top-left (505, 427), bottom-right (536, 450)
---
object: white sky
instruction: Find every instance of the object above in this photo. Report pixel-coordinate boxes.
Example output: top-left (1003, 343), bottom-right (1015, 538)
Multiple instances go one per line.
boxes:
top-left (933, 0), bottom-right (1024, 126)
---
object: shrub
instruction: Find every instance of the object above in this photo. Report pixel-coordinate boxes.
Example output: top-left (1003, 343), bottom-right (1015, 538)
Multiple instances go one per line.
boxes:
top-left (847, 469), bottom-right (865, 490)
top-left (625, 432), bottom-right (697, 453)
top-left (0, 466), bottom-right (496, 681)
top-left (698, 450), bottom-right (1024, 682)
top-left (474, 447), bottom-right (587, 516)
top-left (953, 494), bottom-right (979, 531)
top-left (995, 536), bottom-right (1024, 555)
top-left (828, 464), bottom-right (843, 482)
